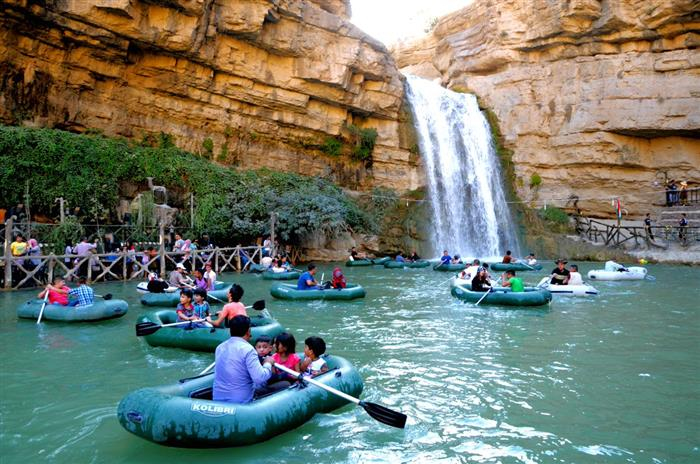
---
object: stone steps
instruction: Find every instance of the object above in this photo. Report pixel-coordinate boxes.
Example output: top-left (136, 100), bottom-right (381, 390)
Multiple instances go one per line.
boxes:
top-left (657, 209), bottom-right (700, 227)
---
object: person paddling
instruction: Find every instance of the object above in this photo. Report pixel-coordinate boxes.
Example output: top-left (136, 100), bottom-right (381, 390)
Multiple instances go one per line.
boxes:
top-left (297, 264), bottom-right (319, 290)
top-left (210, 284), bottom-right (248, 328)
top-left (471, 267), bottom-right (491, 292)
top-left (501, 270), bottom-right (524, 292)
top-left (550, 259), bottom-right (570, 285)
top-left (440, 250), bottom-right (451, 265)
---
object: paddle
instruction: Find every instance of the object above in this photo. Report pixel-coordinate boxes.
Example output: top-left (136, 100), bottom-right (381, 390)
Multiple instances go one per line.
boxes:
top-left (273, 363), bottom-right (407, 429)
top-left (645, 275), bottom-right (656, 281)
top-left (183, 282), bottom-right (227, 303)
top-left (95, 293), bottom-right (113, 300)
top-left (136, 299), bottom-right (266, 336)
top-left (178, 361), bottom-right (216, 383)
top-left (36, 291), bottom-right (49, 324)
top-left (475, 287), bottom-right (492, 306)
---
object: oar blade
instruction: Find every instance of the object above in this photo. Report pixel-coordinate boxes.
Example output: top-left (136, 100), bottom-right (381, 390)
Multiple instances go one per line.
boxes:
top-left (360, 401), bottom-right (407, 429)
top-left (135, 321), bottom-right (161, 336)
top-left (252, 299), bottom-right (266, 311)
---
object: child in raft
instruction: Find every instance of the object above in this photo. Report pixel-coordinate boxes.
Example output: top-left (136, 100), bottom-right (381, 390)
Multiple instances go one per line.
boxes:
top-left (176, 289), bottom-right (205, 328)
top-left (192, 288), bottom-right (212, 327)
top-left (300, 336), bottom-right (329, 378)
top-left (209, 284), bottom-right (247, 328)
top-left (271, 332), bottom-right (301, 382)
top-left (255, 335), bottom-right (273, 364)
top-left (192, 268), bottom-right (208, 290)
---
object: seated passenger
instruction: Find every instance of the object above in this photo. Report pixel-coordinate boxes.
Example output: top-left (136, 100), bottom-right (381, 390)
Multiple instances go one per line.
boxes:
top-left (502, 270), bottom-right (524, 292)
top-left (146, 272), bottom-right (169, 293)
top-left (550, 259), bottom-right (570, 285)
top-left (300, 336), bottom-right (329, 378)
top-left (210, 284), bottom-right (247, 328)
top-left (408, 251), bottom-right (420, 262)
top-left (395, 252), bottom-right (406, 263)
top-left (68, 277), bottom-right (95, 306)
top-left (213, 316), bottom-right (275, 404)
top-left (526, 252), bottom-right (538, 266)
top-left (297, 264), bottom-right (319, 290)
top-left (451, 254), bottom-right (462, 264)
top-left (192, 288), bottom-right (212, 327)
top-left (567, 264), bottom-right (583, 285)
top-left (193, 268), bottom-right (208, 290)
top-left (440, 250), bottom-right (451, 265)
top-left (169, 263), bottom-right (191, 289)
top-left (261, 255), bottom-right (273, 269)
top-left (38, 277), bottom-right (73, 306)
top-left (255, 335), bottom-right (273, 364)
top-left (176, 290), bottom-right (200, 326)
top-left (462, 259), bottom-right (481, 280)
top-left (270, 259), bottom-right (286, 273)
top-left (471, 267), bottom-right (491, 292)
top-left (502, 250), bottom-right (513, 263)
top-left (331, 267), bottom-right (347, 289)
top-left (271, 332), bottom-right (301, 382)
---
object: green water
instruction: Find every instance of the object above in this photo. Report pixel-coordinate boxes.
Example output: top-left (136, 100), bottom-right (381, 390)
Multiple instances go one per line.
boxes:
top-left (1, 262), bottom-right (699, 463)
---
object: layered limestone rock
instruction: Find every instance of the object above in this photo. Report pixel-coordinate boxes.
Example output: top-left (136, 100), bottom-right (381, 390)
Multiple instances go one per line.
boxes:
top-left (393, 0), bottom-right (700, 218)
top-left (0, 0), bottom-right (421, 192)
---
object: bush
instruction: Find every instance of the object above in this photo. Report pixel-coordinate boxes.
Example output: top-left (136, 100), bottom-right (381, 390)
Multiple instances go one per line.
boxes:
top-left (0, 126), bottom-right (375, 245)
top-left (539, 206), bottom-right (569, 225)
top-left (530, 172), bottom-right (542, 188)
top-left (347, 125), bottom-right (377, 162)
top-left (321, 137), bottom-right (343, 157)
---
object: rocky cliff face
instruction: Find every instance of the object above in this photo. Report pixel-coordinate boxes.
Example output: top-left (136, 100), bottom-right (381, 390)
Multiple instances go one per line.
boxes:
top-left (0, 0), bottom-right (421, 192)
top-left (393, 0), bottom-right (700, 218)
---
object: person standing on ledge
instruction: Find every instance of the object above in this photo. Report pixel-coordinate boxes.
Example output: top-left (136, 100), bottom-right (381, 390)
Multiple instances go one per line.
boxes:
top-left (679, 213), bottom-right (688, 244)
top-left (643, 213), bottom-right (654, 241)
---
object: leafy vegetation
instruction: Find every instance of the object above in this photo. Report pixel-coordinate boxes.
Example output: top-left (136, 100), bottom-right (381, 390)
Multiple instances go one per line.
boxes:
top-left (321, 137), bottom-right (343, 157)
top-left (0, 126), bottom-right (375, 245)
top-left (529, 172), bottom-right (542, 188)
top-left (347, 124), bottom-right (377, 162)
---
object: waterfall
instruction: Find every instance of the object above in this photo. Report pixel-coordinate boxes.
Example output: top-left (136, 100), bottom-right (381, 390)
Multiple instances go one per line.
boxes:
top-left (404, 75), bottom-right (519, 258)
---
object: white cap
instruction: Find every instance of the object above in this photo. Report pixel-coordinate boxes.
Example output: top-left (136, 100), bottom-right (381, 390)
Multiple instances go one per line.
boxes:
top-left (176, 263), bottom-right (185, 269)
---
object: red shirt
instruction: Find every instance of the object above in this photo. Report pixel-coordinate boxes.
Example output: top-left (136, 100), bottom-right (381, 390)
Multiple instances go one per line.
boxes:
top-left (48, 286), bottom-right (70, 305)
top-left (502, 255), bottom-right (512, 263)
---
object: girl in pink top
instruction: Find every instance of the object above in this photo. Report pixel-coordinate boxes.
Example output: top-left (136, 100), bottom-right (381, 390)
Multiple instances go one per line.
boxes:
top-left (271, 332), bottom-right (300, 381)
top-left (209, 284), bottom-right (248, 328)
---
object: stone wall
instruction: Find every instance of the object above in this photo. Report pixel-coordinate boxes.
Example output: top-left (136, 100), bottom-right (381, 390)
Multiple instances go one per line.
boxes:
top-left (392, 0), bottom-right (700, 219)
top-left (0, 0), bottom-right (422, 192)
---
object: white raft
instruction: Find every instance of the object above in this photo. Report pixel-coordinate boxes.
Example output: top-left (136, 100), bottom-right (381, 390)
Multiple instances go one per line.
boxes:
top-left (536, 277), bottom-right (599, 296)
top-left (136, 281), bottom-right (179, 294)
top-left (587, 261), bottom-right (647, 281)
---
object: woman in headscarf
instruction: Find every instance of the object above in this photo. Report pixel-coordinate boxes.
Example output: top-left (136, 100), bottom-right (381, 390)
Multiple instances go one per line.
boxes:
top-left (331, 267), bottom-right (346, 289)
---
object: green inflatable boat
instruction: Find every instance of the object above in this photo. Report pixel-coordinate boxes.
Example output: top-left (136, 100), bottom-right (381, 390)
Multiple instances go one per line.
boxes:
top-left (117, 354), bottom-right (363, 447)
top-left (270, 283), bottom-right (366, 300)
top-left (451, 285), bottom-right (552, 307)
top-left (433, 262), bottom-right (466, 272)
top-left (138, 310), bottom-right (284, 352)
top-left (384, 260), bottom-right (430, 269)
top-left (488, 262), bottom-right (543, 272)
top-left (261, 270), bottom-right (300, 280)
top-left (345, 259), bottom-right (372, 267)
top-left (371, 257), bottom-right (390, 265)
top-left (17, 298), bottom-right (128, 321)
top-left (140, 285), bottom-right (232, 307)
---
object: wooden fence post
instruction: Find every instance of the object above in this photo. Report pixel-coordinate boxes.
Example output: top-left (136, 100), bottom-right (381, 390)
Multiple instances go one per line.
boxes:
top-left (4, 218), bottom-right (13, 288)
top-left (270, 212), bottom-right (276, 257)
top-left (159, 223), bottom-right (166, 276)
top-left (235, 245), bottom-right (241, 272)
top-left (48, 253), bottom-right (55, 284)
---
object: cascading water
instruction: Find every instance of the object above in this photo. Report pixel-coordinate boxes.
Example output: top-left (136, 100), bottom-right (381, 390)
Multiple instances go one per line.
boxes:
top-left (404, 75), bottom-right (519, 258)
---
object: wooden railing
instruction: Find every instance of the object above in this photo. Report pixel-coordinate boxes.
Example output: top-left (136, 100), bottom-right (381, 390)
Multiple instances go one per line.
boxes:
top-left (2, 219), bottom-right (287, 290)
top-left (574, 217), bottom-right (698, 249)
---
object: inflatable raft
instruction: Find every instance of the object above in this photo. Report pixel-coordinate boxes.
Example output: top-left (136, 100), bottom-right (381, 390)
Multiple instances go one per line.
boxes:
top-left (371, 257), bottom-right (390, 265)
top-left (489, 262), bottom-right (543, 272)
top-left (17, 298), bottom-right (128, 321)
top-left (433, 262), bottom-right (466, 272)
top-left (270, 283), bottom-right (366, 300)
top-left (536, 277), bottom-right (599, 296)
top-left (261, 270), bottom-right (300, 280)
top-left (136, 281), bottom-right (228, 294)
top-left (140, 285), bottom-right (232, 307)
top-left (384, 260), bottom-right (430, 269)
top-left (138, 310), bottom-right (285, 352)
top-left (117, 354), bottom-right (363, 447)
top-left (451, 284), bottom-right (552, 307)
top-left (345, 259), bottom-right (372, 267)
top-left (587, 261), bottom-right (647, 281)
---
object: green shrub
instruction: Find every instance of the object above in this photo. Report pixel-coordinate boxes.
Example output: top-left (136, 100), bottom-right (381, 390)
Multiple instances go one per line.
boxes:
top-left (347, 125), bottom-right (377, 162)
top-left (321, 137), bottom-right (343, 157)
top-left (202, 138), bottom-right (214, 158)
top-left (0, 125), bottom-right (375, 245)
top-left (539, 206), bottom-right (569, 225)
top-left (530, 172), bottom-right (542, 188)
